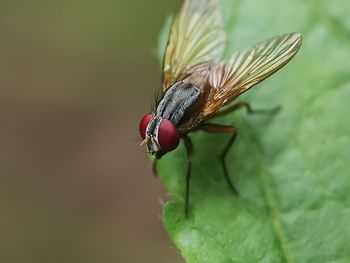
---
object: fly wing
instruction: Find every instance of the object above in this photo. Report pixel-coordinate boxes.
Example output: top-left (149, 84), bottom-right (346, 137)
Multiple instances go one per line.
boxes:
top-left (202, 32), bottom-right (302, 117)
top-left (162, 0), bottom-right (226, 91)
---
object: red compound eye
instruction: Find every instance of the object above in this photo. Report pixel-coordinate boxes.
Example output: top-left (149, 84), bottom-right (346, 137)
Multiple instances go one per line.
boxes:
top-left (139, 113), bottom-right (153, 139)
top-left (158, 119), bottom-right (180, 152)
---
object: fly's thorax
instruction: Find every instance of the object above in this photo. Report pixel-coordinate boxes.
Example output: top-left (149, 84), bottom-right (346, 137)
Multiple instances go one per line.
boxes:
top-left (156, 81), bottom-right (201, 126)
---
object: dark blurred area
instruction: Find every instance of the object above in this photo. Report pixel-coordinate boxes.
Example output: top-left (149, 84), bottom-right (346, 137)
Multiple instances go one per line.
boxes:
top-left (0, 0), bottom-right (184, 262)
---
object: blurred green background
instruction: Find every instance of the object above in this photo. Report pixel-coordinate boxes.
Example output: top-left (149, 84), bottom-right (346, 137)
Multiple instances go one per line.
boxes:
top-left (0, 0), bottom-right (184, 262)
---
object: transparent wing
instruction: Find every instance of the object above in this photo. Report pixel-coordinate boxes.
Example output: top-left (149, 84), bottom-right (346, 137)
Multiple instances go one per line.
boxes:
top-left (202, 32), bottom-right (302, 116)
top-left (162, 0), bottom-right (226, 91)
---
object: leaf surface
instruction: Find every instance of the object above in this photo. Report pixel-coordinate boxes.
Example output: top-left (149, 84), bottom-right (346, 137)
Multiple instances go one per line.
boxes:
top-left (157, 0), bottom-right (350, 262)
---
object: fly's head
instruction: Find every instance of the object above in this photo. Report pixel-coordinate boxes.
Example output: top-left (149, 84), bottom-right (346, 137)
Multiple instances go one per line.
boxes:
top-left (139, 113), bottom-right (180, 159)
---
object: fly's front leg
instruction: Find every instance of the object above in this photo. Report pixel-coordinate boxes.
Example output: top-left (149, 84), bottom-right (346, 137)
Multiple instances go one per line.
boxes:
top-left (200, 124), bottom-right (239, 194)
top-left (182, 134), bottom-right (193, 218)
top-left (213, 101), bottom-right (281, 118)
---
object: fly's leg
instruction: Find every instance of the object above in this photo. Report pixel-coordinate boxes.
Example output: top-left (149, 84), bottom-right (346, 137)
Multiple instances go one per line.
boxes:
top-left (152, 136), bottom-right (192, 217)
top-left (201, 124), bottom-right (239, 194)
top-left (182, 134), bottom-right (193, 218)
top-left (213, 101), bottom-right (281, 118)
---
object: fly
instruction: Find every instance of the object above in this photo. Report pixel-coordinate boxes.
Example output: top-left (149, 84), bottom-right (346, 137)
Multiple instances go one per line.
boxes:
top-left (139, 0), bottom-right (302, 217)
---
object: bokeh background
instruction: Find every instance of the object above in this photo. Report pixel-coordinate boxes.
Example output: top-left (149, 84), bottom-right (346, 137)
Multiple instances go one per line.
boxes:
top-left (0, 0), bottom-right (184, 262)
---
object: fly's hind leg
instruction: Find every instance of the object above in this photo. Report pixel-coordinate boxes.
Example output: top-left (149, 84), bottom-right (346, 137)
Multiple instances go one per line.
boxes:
top-left (213, 101), bottom-right (281, 118)
top-left (200, 124), bottom-right (239, 195)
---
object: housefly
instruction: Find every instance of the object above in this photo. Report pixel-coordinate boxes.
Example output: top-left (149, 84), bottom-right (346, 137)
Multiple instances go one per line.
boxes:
top-left (139, 0), bottom-right (302, 216)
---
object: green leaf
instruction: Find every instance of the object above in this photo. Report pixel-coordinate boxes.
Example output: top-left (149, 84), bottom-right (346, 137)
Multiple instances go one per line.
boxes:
top-left (157, 0), bottom-right (350, 262)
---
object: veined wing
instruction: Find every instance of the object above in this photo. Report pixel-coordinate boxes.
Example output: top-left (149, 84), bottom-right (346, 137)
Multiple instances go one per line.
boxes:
top-left (202, 32), bottom-right (302, 117)
top-left (162, 0), bottom-right (226, 91)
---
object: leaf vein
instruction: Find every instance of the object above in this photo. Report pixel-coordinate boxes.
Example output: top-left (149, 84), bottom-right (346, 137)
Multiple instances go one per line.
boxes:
top-left (238, 116), bottom-right (295, 263)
